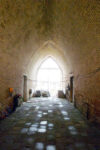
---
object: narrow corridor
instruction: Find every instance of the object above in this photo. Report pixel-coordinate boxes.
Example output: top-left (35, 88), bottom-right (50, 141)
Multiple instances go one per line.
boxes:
top-left (0, 98), bottom-right (100, 150)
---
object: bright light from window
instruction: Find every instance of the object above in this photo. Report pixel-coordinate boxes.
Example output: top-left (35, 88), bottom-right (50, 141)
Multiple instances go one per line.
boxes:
top-left (40, 57), bottom-right (59, 69)
top-left (36, 57), bottom-right (62, 96)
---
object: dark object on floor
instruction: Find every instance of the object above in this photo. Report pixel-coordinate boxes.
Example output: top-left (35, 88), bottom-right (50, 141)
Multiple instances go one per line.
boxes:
top-left (13, 94), bottom-right (23, 111)
top-left (42, 91), bottom-right (50, 97)
top-left (29, 89), bottom-right (32, 98)
top-left (0, 95), bottom-right (23, 120)
top-left (35, 90), bottom-right (41, 97)
top-left (58, 90), bottom-right (65, 98)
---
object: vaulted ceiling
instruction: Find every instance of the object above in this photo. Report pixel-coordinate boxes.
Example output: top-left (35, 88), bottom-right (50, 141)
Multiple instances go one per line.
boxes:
top-left (0, 0), bottom-right (99, 77)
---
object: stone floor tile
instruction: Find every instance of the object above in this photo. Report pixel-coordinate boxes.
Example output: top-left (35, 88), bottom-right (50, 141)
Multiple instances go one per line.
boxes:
top-left (0, 97), bottom-right (100, 150)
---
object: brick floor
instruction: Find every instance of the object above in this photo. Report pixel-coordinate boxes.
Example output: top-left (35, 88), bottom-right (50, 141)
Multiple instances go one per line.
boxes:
top-left (0, 97), bottom-right (100, 150)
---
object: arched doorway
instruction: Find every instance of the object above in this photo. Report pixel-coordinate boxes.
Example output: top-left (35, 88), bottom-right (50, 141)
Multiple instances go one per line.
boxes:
top-left (36, 57), bottom-right (63, 96)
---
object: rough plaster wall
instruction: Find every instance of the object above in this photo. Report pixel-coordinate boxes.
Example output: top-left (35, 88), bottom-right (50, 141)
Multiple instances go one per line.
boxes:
top-left (50, 0), bottom-right (100, 123)
top-left (0, 0), bottom-right (49, 109)
top-left (0, 0), bottom-right (100, 123)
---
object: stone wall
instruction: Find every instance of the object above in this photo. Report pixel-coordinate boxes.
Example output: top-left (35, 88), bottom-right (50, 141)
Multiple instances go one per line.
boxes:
top-left (0, 0), bottom-right (100, 123)
top-left (74, 68), bottom-right (100, 124)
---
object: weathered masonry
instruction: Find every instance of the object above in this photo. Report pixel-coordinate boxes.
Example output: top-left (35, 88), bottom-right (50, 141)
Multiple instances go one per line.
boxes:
top-left (0, 0), bottom-right (100, 124)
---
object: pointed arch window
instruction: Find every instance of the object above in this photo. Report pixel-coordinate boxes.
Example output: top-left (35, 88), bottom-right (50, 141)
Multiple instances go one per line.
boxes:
top-left (36, 57), bottom-right (62, 96)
